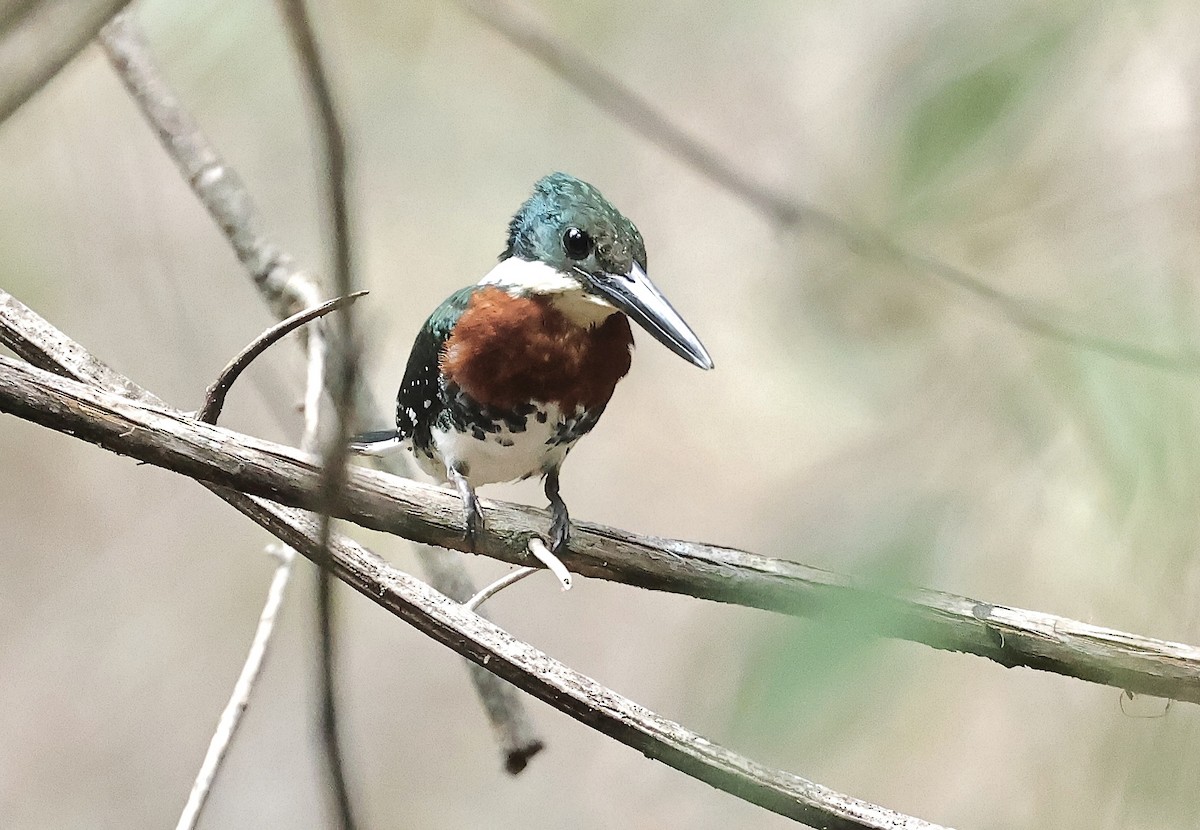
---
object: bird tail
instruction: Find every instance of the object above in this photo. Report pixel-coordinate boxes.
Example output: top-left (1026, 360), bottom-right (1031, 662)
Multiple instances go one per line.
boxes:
top-left (349, 429), bottom-right (405, 457)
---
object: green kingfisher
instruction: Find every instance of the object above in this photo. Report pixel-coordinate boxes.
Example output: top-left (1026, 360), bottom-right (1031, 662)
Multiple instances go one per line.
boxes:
top-left (353, 173), bottom-right (713, 555)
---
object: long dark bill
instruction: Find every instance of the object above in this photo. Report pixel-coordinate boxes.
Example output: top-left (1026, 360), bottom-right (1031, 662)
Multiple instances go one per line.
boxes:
top-left (581, 263), bottom-right (714, 370)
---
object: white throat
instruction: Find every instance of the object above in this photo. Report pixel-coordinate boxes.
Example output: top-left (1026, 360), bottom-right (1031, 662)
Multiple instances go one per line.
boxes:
top-left (478, 257), bottom-right (618, 327)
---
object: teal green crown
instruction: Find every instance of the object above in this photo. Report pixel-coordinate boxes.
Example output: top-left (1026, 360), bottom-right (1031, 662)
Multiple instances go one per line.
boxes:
top-left (503, 173), bottom-right (647, 278)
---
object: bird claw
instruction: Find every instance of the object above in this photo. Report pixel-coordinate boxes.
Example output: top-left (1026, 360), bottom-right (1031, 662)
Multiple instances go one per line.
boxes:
top-left (462, 494), bottom-right (484, 552)
top-left (449, 465), bottom-right (483, 552)
top-left (543, 467), bottom-right (571, 556)
top-left (549, 510), bottom-right (570, 556)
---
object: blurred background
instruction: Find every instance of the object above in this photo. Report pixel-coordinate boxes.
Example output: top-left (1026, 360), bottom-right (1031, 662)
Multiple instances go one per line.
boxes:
top-left (3, 0), bottom-right (1200, 827)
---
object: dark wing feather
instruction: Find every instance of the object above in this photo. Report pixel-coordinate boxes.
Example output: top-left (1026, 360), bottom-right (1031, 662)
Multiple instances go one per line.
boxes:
top-left (395, 285), bottom-right (479, 451)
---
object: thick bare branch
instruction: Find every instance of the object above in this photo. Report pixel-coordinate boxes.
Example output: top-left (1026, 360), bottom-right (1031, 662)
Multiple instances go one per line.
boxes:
top-left (235, 503), bottom-right (949, 830)
top-left (0, 294), bottom-right (941, 829)
top-left (2, 312), bottom-right (1197, 706)
top-left (0, 0), bottom-right (133, 124)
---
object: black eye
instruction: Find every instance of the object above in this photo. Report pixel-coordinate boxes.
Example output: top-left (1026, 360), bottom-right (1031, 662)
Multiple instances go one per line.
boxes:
top-left (562, 227), bottom-right (593, 260)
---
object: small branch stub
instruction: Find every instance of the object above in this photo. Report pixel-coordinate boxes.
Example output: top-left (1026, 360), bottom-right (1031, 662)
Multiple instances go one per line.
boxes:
top-left (198, 291), bottom-right (367, 425)
top-left (527, 536), bottom-right (572, 591)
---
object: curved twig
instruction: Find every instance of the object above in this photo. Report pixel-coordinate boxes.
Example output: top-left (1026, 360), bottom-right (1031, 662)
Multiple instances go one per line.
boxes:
top-left (198, 291), bottom-right (367, 425)
top-left (465, 566), bottom-right (539, 612)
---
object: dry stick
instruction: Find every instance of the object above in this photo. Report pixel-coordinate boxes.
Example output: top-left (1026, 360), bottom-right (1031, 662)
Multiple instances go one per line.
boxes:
top-left (176, 544), bottom-right (295, 830)
top-left (0, 0), bottom-right (134, 124)
top-left (460, 0), bottom-right (1200, 376)
top-left (2, 318), bottom-right (1198, 707)
top-left (275, 3), bottom-right (359, 826)
top-left (198, 291), bottom-right (367, 425)
top-left (0, 295), bottom-right (942, 830)
top-left (465, 567), bottom-right (539, 612)
top-left (97, 12), bottom-right (543, 776)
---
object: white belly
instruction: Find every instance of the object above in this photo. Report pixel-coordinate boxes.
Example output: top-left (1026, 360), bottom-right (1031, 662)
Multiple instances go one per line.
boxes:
top-left (417, 403), bottom-right (575, 486)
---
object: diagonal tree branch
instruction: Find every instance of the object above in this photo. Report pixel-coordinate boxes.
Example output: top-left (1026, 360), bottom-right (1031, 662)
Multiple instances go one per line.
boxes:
top-left (459, 0), bottom-right (1200, 376)
top-left (0, 0), bottom-right (133, 125)
top-left (235, 504), bottom-right (951, 830)
top-left (3, 293), bottom-right (1198, 707)
top-left (176, 542), bottom-right (295, 830)
top-left (0, 293), bottom-right (943, 830)
top-left (97, 11), bottom-right (543, 774)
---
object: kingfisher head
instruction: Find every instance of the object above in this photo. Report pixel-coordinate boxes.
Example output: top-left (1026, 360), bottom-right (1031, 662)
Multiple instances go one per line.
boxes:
top-left (484, 172), bottom-right (714, 370)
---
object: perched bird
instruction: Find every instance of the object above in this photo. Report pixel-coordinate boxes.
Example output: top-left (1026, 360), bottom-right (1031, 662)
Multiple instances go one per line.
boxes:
top-left (354, 173), bottom-right (712, 554)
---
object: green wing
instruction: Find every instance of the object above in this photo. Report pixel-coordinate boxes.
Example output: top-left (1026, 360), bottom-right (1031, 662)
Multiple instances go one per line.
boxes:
top-left (395, 285), bottom-right (479, 450)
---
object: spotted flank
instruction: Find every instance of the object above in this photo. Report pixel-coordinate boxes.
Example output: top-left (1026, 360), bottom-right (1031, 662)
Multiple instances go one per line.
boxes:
top-left (426, 400), bottom-right (594, 485)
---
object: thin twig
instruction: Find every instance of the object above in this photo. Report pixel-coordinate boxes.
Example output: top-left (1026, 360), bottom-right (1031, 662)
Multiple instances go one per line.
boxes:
top-left (198, 291), bottom-right (367, 425)
top-left (275, 3), bottom-right (359, 827)
top-left (460, 0), bottom-right (1200, 376)
top-left (465, 567), bottom-right (538, 612)
top-left (0, 289), bottom-right (944, 829)
top-left (2, 323), bottom-right (1198, 707)
top-left (99, 12), bottom-right (542, 774)
top-left (180, 289), bottom-right (341, 828)
top-left (175, 544), bottom-right (295, 830)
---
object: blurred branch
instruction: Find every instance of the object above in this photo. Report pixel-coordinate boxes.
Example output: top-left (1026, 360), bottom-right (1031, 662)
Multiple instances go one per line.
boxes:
top-left (98, 14), bottom-right (318, 320)
top-left (3, 304), bottom-right (1198, 706)
top-left (416, 550), bottom-right (544, 772)
top-left (98, 12), bottom-right (543, 774)
top-left (0, 292), bottom-right (940, 829)
top-left (274, 5), bottom-right (360, 825)
top-left (460, 0), bottom-right (1200, 376)
top-left (0, 0), bottom-right (133, 125)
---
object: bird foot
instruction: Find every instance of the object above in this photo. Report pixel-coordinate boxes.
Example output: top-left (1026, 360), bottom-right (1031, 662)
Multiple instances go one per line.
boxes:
top-left (549, 510), bottom-right (570, 556)
top-left (463, 497), bottom-right (484, 552)
top-left (449, 466), bottom-right (483, 552)
top-left (543, 467), bottom-right (571, 556)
